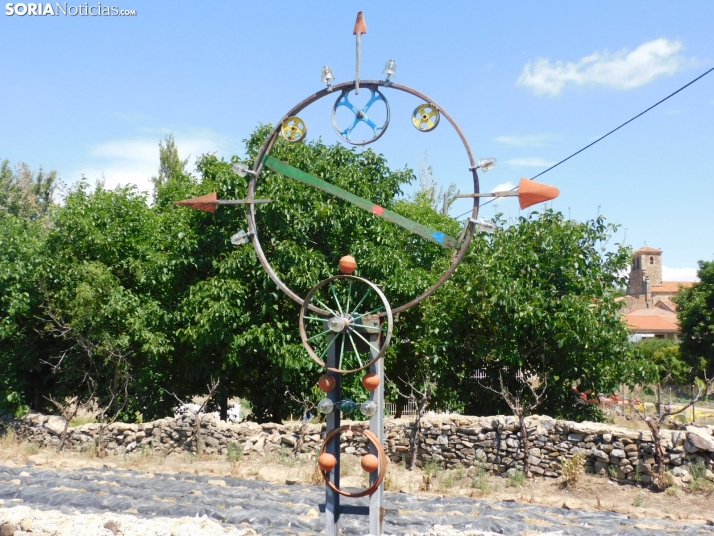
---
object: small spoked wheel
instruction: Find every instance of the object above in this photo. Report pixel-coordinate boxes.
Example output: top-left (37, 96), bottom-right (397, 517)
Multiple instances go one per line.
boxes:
top-left (299, 275), bottom-right (393, 374)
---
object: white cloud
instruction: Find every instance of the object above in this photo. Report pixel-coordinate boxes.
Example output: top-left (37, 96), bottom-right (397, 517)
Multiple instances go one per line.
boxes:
top-left (69, 128), bottom-right (236, 194)
top-left (491, 181), bottom-right (516, 193)
top-left (518, 38), bottom-right (692, 96)
top-left (662, 266), bottom-right (699, 282)
top-left (494, 134), bottom-right (551, 147)
top-left (505, 157), bottom-right (555, 167)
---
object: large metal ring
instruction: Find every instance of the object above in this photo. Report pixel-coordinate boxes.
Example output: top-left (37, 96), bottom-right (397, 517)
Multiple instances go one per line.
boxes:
top-left (299, 275), bottom-right (393, 374)
top-left (331, 87), bottom-right (390, 146)
top-left (319, 425), bottom-right (387, 498)
top-left (246, 80), bottom-right (481, 315)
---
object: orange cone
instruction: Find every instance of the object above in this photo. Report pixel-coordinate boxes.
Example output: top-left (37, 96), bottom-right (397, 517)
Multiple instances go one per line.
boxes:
top-left (517, 179), bottom-right (559, 209)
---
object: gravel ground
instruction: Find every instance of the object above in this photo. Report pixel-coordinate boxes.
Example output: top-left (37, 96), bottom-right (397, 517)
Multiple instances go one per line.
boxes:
top-left (1, 463), bottom-right (713, 536)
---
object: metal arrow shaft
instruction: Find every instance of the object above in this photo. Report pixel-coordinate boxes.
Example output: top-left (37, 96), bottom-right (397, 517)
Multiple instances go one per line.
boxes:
top-left (263, 156), bottom-right (457, 248)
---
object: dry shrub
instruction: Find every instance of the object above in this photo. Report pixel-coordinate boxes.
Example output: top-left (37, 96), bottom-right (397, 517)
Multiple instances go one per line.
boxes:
top-left (229, 461), bottom-right (241, 477)
top-left (561, 452), bottom-right (586, 487)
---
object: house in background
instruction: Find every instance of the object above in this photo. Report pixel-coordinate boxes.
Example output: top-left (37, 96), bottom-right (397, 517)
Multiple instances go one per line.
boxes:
top-left (619, 247), bottom-right (694, 341)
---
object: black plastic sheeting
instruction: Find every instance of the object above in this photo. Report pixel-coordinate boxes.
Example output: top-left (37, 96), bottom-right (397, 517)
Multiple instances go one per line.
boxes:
top-left (1, 464), bottom-right (712, 535)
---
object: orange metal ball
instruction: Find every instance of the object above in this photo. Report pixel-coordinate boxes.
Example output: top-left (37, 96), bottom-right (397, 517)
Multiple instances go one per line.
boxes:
top-left (362, 372), bottom-right (380, 391)
top-left (318, 374), bottom-right (336, 392)
top-left (339, 255), bottom-right (357, 275)
top-left (361, 453), bottom-right (379, 473)
top-left (318, 452), bottom-right (337, 472)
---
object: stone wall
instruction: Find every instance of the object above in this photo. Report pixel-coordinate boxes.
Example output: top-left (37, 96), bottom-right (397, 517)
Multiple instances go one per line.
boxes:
top-left (5, 412), bottom-right (714, 486)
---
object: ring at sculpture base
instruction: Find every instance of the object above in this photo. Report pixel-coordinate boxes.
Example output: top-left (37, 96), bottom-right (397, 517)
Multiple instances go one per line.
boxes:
top-left (319, 425), bottom-right (387, 498)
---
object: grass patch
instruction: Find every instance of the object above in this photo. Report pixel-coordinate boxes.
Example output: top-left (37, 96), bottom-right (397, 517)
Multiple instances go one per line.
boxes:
top-left (69, 415), bottom-right (96, 427)
top-left (688, 461), bottom-right (714, 493)
top-left (471, 462), bottom-right (491, 495)
top-left (227, 442), bottom-right (243, 462)
top-left (506, 469), bottom-right (527, 488)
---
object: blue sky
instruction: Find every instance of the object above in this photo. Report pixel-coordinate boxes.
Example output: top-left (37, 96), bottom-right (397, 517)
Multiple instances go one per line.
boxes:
top-left (2, 1), bottom-right (712, 279)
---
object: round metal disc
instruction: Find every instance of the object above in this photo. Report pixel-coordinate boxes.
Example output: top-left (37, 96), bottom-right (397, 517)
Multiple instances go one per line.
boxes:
top-left (412, 103), bottom-right (440, 132)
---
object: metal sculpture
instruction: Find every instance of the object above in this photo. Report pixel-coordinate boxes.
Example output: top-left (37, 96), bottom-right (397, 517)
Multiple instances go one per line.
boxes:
top-left (175, 11), bottom-right (560, 536)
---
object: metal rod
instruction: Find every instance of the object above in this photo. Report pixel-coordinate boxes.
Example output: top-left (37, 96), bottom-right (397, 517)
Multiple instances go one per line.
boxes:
top-left (351, 327), bottom-right (381, 354)
top-left (453, 191), bottom-right (519, 199)
top-left (326, 334), bottom-right (341, 536)
top-left (369, 328), bottom-right (384, 535)
top-left (216, 199), bottom-right (272, 204)
top-left (355, 32), bottom-right (361, 95)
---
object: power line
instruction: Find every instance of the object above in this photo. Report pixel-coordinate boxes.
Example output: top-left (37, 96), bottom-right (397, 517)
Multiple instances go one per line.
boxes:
top-left (457, 64), bottom-right (714, 219)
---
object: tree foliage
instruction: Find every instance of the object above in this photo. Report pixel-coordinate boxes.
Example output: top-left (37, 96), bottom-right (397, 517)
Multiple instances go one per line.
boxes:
top-left (674, 259), bottom-right (714, 378)
top-left (416, 210), bottom-right (653, 419)
top-left (0, 132), bottom-right (656, 424)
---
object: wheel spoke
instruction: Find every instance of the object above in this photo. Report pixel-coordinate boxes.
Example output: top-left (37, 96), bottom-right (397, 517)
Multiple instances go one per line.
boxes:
top-left (351, 328), bottom-right (381, 355)
top-left (353, 305), bottom-right (385, 320)
top-left (330, 284), bottom-right (344, 314)
top-left (319, 334), bottom-right (337, 361)
top-left (306, 328), bottom-right (332, 343)
top-left (347, 332), bottom-right (363, 369)
top-left (338, 333), bottom-right (346, 370)
top-left (305, 316), bottom-right (329, 323)
top-left (314, 297), bottom-right (337, 316)
top-left (351, 288), bottom-right (372, 315)
top-left (345, 280), bottom-right (352, 314)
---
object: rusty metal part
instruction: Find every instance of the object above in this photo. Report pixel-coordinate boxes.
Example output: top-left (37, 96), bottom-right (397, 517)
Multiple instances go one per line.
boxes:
top-left (320, 425), bottom-right (387, 498)
top-left (299, 275), bottom-right (393, 374)
top-left (246, 80), bottom-right (480, 315)
top-left (175, 192), bottom-right (271, 213)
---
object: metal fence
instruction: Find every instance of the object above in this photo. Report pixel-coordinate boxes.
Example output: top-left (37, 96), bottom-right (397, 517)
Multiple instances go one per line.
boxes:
top-left (385, 400), bottom-right (417, 416)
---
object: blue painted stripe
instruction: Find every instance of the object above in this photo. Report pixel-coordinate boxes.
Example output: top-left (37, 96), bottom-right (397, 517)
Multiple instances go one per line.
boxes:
top-left (432, 232), bottom-right (445, 243)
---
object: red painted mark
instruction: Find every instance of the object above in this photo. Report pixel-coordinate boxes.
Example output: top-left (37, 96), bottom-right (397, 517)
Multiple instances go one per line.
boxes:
top-left (372, 205), bottom-right (385, 216)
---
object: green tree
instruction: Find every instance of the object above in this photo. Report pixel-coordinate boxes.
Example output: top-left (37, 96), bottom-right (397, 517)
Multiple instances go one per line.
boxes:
top-left (417, 210), bottom-right (655, 420)
top-left (152, 134), bottom-right (189, 190)
top-left (674, 260), bottom-right (714, 378)
top-left (634, 338), bottom-right (689, 384)
top-left (0, 160), bottom-right (57, 220)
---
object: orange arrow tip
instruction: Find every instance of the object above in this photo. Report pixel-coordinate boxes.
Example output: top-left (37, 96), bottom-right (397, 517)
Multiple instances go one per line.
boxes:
top-left (353, 11), bottom-right (367, 35)
top-left (518, 178), bottom-right (559, 210)
top-left (175, 191), bottom-right (218, 213)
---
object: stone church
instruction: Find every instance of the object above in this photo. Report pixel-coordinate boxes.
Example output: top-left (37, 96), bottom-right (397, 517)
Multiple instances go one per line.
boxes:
top-left (621, 247), bottom-right (693, 340)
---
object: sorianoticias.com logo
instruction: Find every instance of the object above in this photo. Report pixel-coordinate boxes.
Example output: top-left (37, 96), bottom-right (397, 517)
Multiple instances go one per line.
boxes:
top-left (5, 3), bottom-right (136, 16)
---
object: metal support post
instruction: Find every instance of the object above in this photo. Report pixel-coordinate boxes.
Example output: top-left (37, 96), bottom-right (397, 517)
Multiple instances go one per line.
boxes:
top-left (325, 333), bottom-right (341, 536)
top-left (368, 330), bottom-right (384, 536)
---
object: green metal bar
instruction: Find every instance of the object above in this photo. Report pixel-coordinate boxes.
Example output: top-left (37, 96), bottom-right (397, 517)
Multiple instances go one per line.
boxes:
top-left (345, 280), bottom-right (352, 314)
top-left (305, 315), bottom-right (329, 322)
top-left (330, 284), bottom-right (344, 315)
top-left (353, 305), bottom-right (385, 321)
top-left (264, 155), bottom-right (457, 249)
top-left (351, 288), bottom-right (372, 316)
top-left (314, 297), bottom-right (338, 316)
top-left (351, 327), bottom-right (381, 355)
top-left (347, 332), bottom-right (364, 368)
top-left (307, 328), bottom-right (332, 343)
top-left (339, 333), bottom-right (346, 370)
top-left (319, 334), bottom-right (338, 361)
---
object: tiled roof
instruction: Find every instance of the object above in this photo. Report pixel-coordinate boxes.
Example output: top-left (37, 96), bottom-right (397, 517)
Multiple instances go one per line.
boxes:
top-left (651, 281), bottom-right (694, 294)
top-left (634, 247), bottom-right (662, 254)
top-left (627, 307), bottom-right (676, 318)
top-left (655, 299), bottom-right (677, 312)
top-left (624, 315), bottom-right (679, 332)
